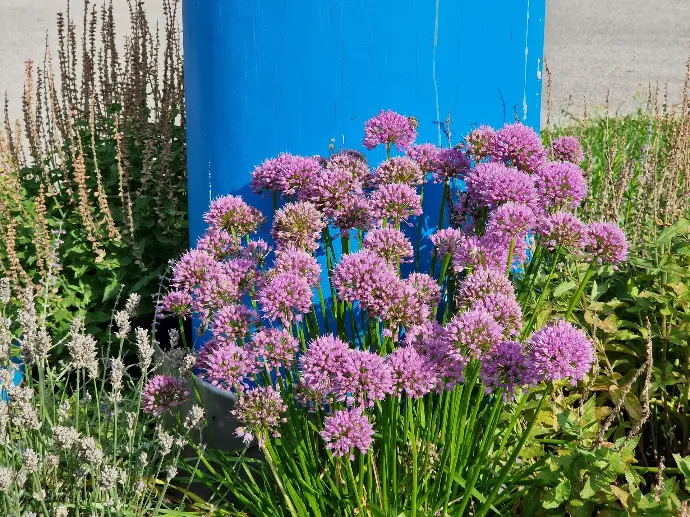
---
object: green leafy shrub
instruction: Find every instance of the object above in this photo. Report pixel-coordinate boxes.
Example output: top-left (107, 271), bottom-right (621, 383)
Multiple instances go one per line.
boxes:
top-left (541, 64), bottom-right (690, 507)
top-left (0, 0), bottom-right (187, 347)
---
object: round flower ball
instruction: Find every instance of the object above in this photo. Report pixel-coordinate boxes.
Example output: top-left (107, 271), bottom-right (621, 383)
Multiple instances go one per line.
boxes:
top-left (551, 136), bottom-right (584, 164)
top-left (534, 162), bottom-right (587, 211)
top-left (586, 222), bottom-right (628, 266)
top-left (526, 321), bottom-right (594, 385)
top-left (363, 109), bottom-right (417, 152)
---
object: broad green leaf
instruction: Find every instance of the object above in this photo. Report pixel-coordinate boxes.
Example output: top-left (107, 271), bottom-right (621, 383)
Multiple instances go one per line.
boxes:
top-left (543, 478), bottom-right (571, 509)
top-left (554, 281), bottom-right (577, 298)
top-left (672, 453), bottom-right (690, 486)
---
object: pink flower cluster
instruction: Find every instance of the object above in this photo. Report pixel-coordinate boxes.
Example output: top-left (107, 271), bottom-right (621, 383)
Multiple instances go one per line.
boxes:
top-left (363, 109), bottom-right (417, 151)
top-left (321, 407), bottom-right (375, 460)
top-left (155, 109), bottom-right (618, 461)
top-left (142, 375), bottom-right (189, 416)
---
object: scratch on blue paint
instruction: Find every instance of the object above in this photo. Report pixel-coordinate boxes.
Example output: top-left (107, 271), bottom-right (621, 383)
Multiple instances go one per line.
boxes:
top-left (522, 0), bottom-right (530, 121)
top-left (497, 88), bottom-right (507, 123)
top-left (432, 0), bottom-right (441, 146)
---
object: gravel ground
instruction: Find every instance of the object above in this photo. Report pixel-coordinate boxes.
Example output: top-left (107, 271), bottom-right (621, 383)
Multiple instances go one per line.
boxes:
top-left (1, 1), bottom-right (689, 127)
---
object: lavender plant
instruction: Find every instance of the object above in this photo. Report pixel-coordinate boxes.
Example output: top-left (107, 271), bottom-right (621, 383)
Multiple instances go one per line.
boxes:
top-left (0, 277), bottom-right (202, 516)
top-left (154, 111), bottom-right (630, 516)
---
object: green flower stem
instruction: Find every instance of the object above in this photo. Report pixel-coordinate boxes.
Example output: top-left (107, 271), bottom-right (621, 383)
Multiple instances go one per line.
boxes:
top-left (454, 396), bottom-right (504, 516)
top-left (37, 359), bottom-right (48, 423)
top-left (437, 253), bottom-right (452, 287)
top-left (430, 249), bottom-right (439, 279)
top-left (261, 442), bottom-right (299, 517)
top-left (476, 382), bottom-right (553, 517)
top-left (346, 302), bottom-right (362, 349)
top-left (506, 239), bottom-right (516, 277)
top-left (521, 248), bottom-right (562, 339)
top-left (344, 457), bottom-right (364, 515)
top-left (442, 271), bottom-right (456, 324)
top-left (437, 182), bottom-right (450, 232)
top-left (493, 392), bottom-right (529, 462)
top-left (415, 184), bottom-right (425, 272)
top-left (322, 228), bottom-right (338, 302)
top-left (408, 400), bottom-right (419, 517)
top-left (564, 261), bottom-right (596, 321)
top-left (316, 284), bottom-right (331, 334)
top-left (519, 244), bottom-right (543, 303)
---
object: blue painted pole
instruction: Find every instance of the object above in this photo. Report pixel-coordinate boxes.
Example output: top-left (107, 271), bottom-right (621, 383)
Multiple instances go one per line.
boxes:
top-left (182, 0), bottom-right (547, 249)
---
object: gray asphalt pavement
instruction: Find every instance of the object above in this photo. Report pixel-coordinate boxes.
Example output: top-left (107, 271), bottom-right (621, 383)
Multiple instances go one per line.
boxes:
top-left (544, 0), bottom-right (690, 125)
top-left (1, 1), bottom-right (689, 127)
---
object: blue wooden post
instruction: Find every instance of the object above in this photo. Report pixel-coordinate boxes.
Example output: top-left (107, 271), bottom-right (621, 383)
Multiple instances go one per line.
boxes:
top-left (182, 0), bottom-right (547, 249)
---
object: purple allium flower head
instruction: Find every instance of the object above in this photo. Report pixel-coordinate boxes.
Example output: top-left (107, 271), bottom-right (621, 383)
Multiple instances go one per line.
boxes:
top-left (332, 250), bottom-right (399, 317)
top-left (212, 304), bottom-right (257, 343)
top-left (273, 247), bottom-right (322, 287)
top-left (203, 195), bottom-right (265, 236)
top-left (386, 346), bottom-right (437, 398)
top-left (257, 272), bottom-right (313, 325)
top-left (452, 233), bottom-right (510, 272)
top-left (371, 183), bottom-right (423, 226)
top-left (381, 280), bottom-right (427, 330)
top-left (321, 407), bottom-right (375, 460)
top-left (526, 321), bottom-right (594, 385)
top-left (159, 289), bottom-right (193, 317)
top-left (444, 309), bottom-right (503, 360)
top-left (456, 267), bottom-right (515, 303)
top-left (300, 335), bottom-right (351, 397)
top-left (465, 162), bottom-right (538, 209)
top-left (538, 212), bottom-right (588, 254)
top-left (195, 338), bottom-right (221, 370)
top-left (485, 202), bottom-right (536, 241)
top-left (196, 229), bottom-right (240, 261)
top-left (335, 349), bottom-right (394, 407)
top-left (251, 153), bottom-right (322, 196)
top-left (142, 375), bottom-right (189, 416)
top-left (551, 136), bottom-right (584, 164)
top-left (233, 386), bottom-right (287, 446)
top-left (373, 157), bottom-right (424, 186)
top-left (406, 143), bottom-right (442, 173)
top-left (333, 195), bottom-right (375, 234)
top-left (481, 341), bottom-right (536, 400)
top-left (450, 192), bottom-right (476, 230)
top-left (586, 222), bottom-right (629, 266)
top-left (172, 250), bottom-right (223, 290)
top-left (406, 272), bottom-right (442, 309)
top-left (404, 320), bottom-right (445, 355)
top-left (272, 201), bottom-right (325, 252)
top-left (363, 228), bottom-right (414, 265)
top-left (464, 125), bottom-right (496, 162)
top-left (240, 238), bottom-right (272, 265)
top-left (434, 147), bottom-right (472, 183)
top-left (204, 343), bottom-right (257, 391)
top-left (472, 293), bottom-right (522, 338)
top-left (192, 271), bottom-right (243, 316)
top-left (299, 166), bottom-right (363, 214)
top-left (363, 109), bottom-right (417, 152)
top-left (326, 151), bottom-right (371, 183)
top-left (223, 257), bottom-right (260, 293)
top-left (430, 228), bottom-right (465, 257)
top-left (534, 162), bottom-right (587, 211)
top-left (250, 328), bottom-right (299, 370)
top-left (404, 321), bottom-right (463, 389)
top-left (492, 122), bottom-right (548, 174)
